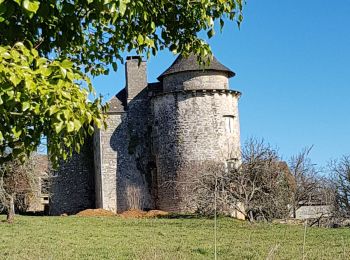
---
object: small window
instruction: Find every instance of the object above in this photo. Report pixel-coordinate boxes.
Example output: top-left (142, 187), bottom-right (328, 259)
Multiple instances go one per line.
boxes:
top-left (224, 115), bottom-right (235, 134)
top-left (226, 158), bottom-right (239, 171)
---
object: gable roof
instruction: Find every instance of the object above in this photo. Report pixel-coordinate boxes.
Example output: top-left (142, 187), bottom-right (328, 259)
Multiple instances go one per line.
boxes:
top-left (157, 53), bottom-right (235, 80)
top-left (107, 82), bottom-right (162, 113)
top-left (108, 88), bottom-right (127, 114)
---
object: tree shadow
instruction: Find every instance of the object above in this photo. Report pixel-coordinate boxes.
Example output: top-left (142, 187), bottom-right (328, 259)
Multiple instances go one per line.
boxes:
top-left (158, 213), bottom-right (214, 219)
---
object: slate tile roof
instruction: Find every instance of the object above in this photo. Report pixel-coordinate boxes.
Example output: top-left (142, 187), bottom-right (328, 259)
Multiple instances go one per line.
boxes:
top-left (107, 88), bottom-right (127, 113)
top-left (158, 53), bottom-right (235, 80)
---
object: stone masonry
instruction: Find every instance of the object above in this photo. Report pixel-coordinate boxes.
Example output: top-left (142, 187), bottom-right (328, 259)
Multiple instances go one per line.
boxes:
top-left (50, 138), bottom-right (95, 215)
top-left (50, 54), bottom-right (241, 215)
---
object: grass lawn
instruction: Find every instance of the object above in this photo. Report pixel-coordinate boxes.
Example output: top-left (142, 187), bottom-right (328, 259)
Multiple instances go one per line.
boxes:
top-left (1, 215), bottom-right (350, 259)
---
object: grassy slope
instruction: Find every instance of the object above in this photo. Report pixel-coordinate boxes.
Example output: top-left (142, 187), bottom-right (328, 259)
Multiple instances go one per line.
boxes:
top-left (0, 215), bottom-right (350, 260)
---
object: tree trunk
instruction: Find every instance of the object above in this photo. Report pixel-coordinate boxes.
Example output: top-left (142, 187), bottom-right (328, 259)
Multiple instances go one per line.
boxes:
top-left (292, 203), bottom-right (297, 218)
top-left (6, 195), bottom-right (15, 223)
top-left (248, 210), bottom-right (254, 222)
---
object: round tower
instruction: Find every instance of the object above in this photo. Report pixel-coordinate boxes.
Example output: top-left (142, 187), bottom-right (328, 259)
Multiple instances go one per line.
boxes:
top-left (151, 54), bottom-right (241, 212)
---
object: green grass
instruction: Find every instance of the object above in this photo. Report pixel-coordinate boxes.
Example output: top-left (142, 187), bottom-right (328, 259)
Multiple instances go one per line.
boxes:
top-left (1, 215), bottom-right (350, 259)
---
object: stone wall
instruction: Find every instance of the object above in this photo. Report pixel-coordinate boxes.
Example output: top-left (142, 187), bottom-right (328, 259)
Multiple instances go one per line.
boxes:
top-left (50, 58), bottom-right (241, 215)
top-left (295, 205), bottom-right (332, 220)
top-left (94, 115), bottom-right (119, 212)
top-left (151, 88), bottom-right (241, 212)
top-left (125, 58), bottom-right (147, 102)
top-left (163, 71), bottom-right (229, 92)
top-left (107, 90), bottom-right (153, 212)
top-left (49, 138), bottom-right (95, 215)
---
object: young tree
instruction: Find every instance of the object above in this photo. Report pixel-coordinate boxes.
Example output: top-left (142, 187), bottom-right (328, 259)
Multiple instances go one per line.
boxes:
top-left (0, 155), bottom-right (37, 223)
top-left (0, 0), bottom-right (244, 166)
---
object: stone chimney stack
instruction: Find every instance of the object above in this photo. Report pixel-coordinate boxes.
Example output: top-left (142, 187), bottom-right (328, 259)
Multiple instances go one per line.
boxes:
top-left (125, 56), bottom-right (147, 102)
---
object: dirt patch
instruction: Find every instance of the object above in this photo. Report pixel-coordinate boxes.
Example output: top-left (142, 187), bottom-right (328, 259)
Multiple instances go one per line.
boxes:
top-left (120, 209), bottom-right (169, 219)
top-left (76, 208), bottom-right (169, 218)
top-left (76, 208), bottom-right (116, 217)
top-left (119, 209), bottom-right (147, 218)
top-left (145, 210), bottom-right (169, 218)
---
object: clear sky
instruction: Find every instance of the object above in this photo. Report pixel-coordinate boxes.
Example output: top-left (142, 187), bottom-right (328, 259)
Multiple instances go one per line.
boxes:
top-left (92, 0), bottom-right (350, 167)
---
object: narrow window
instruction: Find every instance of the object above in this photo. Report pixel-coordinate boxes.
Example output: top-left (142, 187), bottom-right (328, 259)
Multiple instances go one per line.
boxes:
top-left (224, 115), bottom-right (235, 134)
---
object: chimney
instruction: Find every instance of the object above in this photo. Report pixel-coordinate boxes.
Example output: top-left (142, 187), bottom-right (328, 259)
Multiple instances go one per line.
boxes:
top-left (125, 56), bottom-right (147, 102)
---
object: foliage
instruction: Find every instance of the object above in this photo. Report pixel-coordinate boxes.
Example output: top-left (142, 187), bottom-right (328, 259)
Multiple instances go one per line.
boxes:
top-left (1, 215), bottom-right (350, 259)
top-left (0, 0), bottom-right (244, 75)
top-left (0, 43), bottom-right (106, 165)
top-left (0, 0), bottom-right (243, 165)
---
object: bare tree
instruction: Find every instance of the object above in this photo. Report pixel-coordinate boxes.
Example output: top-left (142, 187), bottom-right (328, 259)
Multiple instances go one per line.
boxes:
top-left (228, 139), bottom-right (293, 221)
top-left (288, 147), bottom-right (329, 218)
top-left (329, 155), bottom-right (350, 218)
top-left (177, 138), bottom-right (293, 222)
top-left (0, 155), bottom-right (37, 223)
top-left (172, 161), bottom-right (227, 215)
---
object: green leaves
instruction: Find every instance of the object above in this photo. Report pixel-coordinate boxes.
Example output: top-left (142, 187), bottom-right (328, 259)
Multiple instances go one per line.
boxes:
top-left (22, 0), bottom-right (40, 13)
top-left (207, 28), bottom-right (215, 38)
top-left (0, 0), bottom-right (243, 76)
top-left (0, 0), bottom-right (244, 166)
top-left (119, 0), bottom-right (130, 16)
top-left (61, 59), bottom-right (73, 69)
top-left (0, 43), bottom-right (106, 167)
top-left (54, 121), bottom-right (64, 134)
top-left (67, 121), bottom-right (75, 133)
top-left (22, 102), bottom-right (30, 111)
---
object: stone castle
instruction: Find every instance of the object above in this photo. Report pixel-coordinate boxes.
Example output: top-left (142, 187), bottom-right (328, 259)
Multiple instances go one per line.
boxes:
top-left (50, 54), bottom-right (241, 215)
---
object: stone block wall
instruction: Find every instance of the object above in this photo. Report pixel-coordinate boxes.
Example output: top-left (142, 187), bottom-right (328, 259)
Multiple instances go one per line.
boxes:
top-left (50, 58), bottom-right (241, 215)
top-left (49, 138), bottom-right (95, 215)
top-left (107, 90), bottom-right (153, 212)
top-left (151, 89), bottom-right (240, 212)
top-left (94, 115), bottom-right (119, 212)
top-left (125, 58), bottom-right (147, 102)
top-left (163, 71), bottom-right (229, 92)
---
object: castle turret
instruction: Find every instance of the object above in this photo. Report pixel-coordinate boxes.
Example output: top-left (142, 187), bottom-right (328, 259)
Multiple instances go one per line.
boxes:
top-left (151, 54), bottom-right (241, 212)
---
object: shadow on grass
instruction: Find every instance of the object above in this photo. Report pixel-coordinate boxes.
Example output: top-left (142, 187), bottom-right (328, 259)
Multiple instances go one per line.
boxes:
top-left (20, 211), bottom-right (46, 216)
top-left (158, 213), bottom-right (218, 220)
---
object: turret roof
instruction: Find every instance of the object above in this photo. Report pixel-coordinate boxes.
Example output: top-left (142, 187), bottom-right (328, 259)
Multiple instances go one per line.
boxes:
top-left (157, 53), bottom-right (235, 80)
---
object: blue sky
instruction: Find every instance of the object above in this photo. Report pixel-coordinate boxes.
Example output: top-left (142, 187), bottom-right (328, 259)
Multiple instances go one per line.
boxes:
top-left (92, 1), bottom-right (350, 167)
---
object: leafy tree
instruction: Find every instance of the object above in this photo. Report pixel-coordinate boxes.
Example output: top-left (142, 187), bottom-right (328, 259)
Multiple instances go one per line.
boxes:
top-left (0, 43), bottom-right (106, 166)
top-left (0, 0), bottom-right (243, 165)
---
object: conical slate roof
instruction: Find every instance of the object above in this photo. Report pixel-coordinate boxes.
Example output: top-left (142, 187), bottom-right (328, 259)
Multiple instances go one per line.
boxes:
top-left (157, 53), bottom-right (235, 80)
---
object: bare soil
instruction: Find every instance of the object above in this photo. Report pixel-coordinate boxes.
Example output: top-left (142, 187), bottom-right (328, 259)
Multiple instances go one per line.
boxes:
top-left (76, 208), bottom-right (169, 218)
top-left (120, 209), bottom-right (169, 218)
top-left (76, 208), bottom-right (116, 217)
